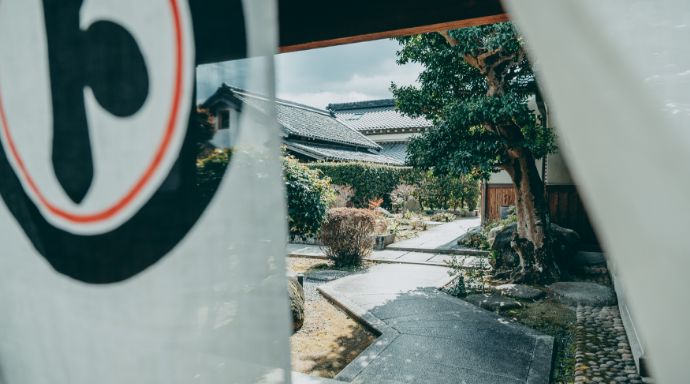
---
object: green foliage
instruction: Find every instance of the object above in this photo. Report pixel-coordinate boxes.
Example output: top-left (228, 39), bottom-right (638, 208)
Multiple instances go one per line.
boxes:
top-left (309, 162), bottom-right (412, 209)
top-left (458, 213), bottom-right (518, 250)
top-left (310, 162), bottom-right (478, 212)
top-left (459, 230), bottom-right (490, 250)
top-left (445, 256), bottom-right (491, 294)
top-left (430, 212), bottom-right (458, 223)
top-left (443, 275), bottom-right (467, 298)
top-left (196, 152), bottom-right (333, 236)
top-left (196, 149), bottom-right (232, 200)
top-left (284, 156), bottom-right (334, 236)
top-left (320, 208), bottom-right (376, 267)
top-left (392, 22), bottom-right (556, 179)
top-left (411, 170), bottom-right (479, 211)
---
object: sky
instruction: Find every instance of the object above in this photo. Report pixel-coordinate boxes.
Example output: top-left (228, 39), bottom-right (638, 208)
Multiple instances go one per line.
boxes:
top-left (196, 39), bottom-right (423, 110)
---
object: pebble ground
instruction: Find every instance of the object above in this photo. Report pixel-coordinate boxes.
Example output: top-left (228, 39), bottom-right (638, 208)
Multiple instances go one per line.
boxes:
top-left (574, 265), bottom-right (644, 383)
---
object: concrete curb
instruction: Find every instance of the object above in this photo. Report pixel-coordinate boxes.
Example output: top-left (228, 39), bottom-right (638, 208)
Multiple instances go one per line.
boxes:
top-left (527, 336), bottom-right (556, 384)
top-left (317, 285), bottom-right (400, 382)
top-left (385, 246), bottom-right (489, 256)
top-left (288, 251), bottom-right (487, 269)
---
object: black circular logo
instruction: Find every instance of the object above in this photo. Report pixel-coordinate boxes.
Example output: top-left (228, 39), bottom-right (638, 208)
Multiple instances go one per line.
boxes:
top-left (0, 0), bottom-right (228, 284)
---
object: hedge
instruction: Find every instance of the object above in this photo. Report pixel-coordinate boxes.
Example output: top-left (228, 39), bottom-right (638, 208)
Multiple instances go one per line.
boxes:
top-left (197, 151), bottom-right (333, 236)
top-left (309, 162), bottom-right (412, 208)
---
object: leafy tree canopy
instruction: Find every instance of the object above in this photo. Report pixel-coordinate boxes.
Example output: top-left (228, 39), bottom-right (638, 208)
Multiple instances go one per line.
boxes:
top-left (392, 23), bottom-right (556, 179)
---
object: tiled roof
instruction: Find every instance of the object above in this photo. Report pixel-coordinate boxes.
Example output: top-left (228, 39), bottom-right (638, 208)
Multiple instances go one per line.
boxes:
top-left (328, 99), bottom-right (396, 110)
top-left (203, 85), bottom-right (380, 150)
top-left (328, 99), bottom-right (433, 132)
top-left (378, 142), bottom-right (409, 164)
top-left (286, 141), bottom-right (404, 165)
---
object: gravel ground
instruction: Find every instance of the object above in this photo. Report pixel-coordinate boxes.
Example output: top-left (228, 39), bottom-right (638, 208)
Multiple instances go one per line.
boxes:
top-left (287, 258), bottom-right (376, 379)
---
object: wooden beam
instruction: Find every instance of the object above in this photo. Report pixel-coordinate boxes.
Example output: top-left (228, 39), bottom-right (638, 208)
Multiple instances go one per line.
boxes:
top-left (279, 14), bottom-right (509, 53)
top-left (191, 0), bottom-right (506, 64)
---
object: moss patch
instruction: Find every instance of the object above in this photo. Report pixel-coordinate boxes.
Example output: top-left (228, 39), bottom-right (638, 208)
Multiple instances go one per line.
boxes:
top-left (504, 300), bottom-right (576, 383)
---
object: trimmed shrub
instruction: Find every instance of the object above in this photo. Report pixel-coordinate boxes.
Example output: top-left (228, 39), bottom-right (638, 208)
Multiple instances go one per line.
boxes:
top-left (284, 156), bottom-right (334, 237)
top-left (320, 208), bottom-right (376, 267)
top-left (309, 162), bottom-right (412, 209)
top-left (196, 148), bottom-right (232, 200)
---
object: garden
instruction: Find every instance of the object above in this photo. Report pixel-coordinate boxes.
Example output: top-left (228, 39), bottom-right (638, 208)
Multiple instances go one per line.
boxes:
top-left (193, 20), bottom-right (644, 382)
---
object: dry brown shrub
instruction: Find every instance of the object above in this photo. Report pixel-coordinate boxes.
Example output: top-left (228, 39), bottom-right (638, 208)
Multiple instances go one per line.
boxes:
top-left (320, 208), bottom-right (376, 267)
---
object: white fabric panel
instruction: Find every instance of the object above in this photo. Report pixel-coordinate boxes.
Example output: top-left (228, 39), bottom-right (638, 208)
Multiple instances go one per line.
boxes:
top-left (505, 1), bottom-right (690, 381)
top-left (0, 0), bottom-right (290, 383)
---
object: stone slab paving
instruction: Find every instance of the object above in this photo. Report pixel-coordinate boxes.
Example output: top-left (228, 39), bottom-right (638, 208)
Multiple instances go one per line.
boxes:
top-left (387, 217), bottom-right (481, 250)
top-left (292, 372), bottom-right (344, 383)
top-left (574, 306), bottom-right (643, 383)
top-left (394, 251), bottom-right (435, 263)
top-left (317, 264), bottom-right (554, 384)
top-left (288, 245), bottom-right (486, 268)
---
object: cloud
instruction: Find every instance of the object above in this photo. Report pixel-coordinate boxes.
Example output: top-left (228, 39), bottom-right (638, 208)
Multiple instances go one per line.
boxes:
top-left (196, 38), bottom-right (423, 109)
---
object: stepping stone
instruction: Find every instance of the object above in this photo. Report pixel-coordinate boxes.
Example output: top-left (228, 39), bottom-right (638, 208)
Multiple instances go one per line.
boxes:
top-left (549, 281), bottom-right (617, 307)
top-left (494, 284), bottom-right (545, 300)
top-left (305, 270), bottom-right (351, 282)
top-left (464, 293), bottom-right (522, 311)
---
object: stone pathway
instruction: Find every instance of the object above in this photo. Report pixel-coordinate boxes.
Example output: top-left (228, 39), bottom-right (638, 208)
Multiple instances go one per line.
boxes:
top-left (386, 217), bottom-right (481, 251)
top-left (292, 371), bottom-right (342, 383)
top-left (568, 263), bottom-right (646, 384)
top-left (318, 264), bottom-right (554, 384)
top-left (574, 306), bottom-right (642, 383)
top-left (288, 245), bottom-right (486, 268)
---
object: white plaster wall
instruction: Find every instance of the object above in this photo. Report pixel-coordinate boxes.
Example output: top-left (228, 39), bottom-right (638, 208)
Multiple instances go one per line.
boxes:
top-left (488, 158), bottom-right (543, 184)
top-left (546, 151), bottom-right (574, 185)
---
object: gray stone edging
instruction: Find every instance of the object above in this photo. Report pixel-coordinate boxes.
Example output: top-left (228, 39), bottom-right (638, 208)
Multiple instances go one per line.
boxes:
top-left (288, 250), bottom-right (487, 269)
top-left (385, 246), bottom-right (489, 256)
top-left (527, 336), bottom-right (556, 384)
top-left (316, 284), bottom-right (400, 382)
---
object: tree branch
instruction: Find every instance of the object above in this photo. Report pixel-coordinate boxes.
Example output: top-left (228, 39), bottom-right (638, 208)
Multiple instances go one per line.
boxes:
top-left (438, 30), bottom-right (458, 47)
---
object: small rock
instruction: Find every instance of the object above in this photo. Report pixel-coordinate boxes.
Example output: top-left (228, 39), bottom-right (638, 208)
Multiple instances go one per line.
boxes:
top-left (288, 276), bottom-right (304, 332)
top-left (464, 293), bottom-right (521, 311)
top-left (493, 283), bottom-right (545, 301)
top-left (376, 207), bottom-right (394, 218)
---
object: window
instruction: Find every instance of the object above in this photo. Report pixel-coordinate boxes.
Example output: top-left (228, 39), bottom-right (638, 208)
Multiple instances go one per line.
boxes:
top-left (219, 110), bottom-right (230, 129)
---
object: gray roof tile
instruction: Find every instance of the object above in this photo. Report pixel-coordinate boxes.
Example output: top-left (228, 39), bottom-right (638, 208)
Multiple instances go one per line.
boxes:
top-left (378, 142), bottom-right (409, 164)
top-left (286, 141), bottom-right (404, 165)
top-left (204, 85), bottom-right (380, 150)
top-left (328, 99), bottom-right (433, 132)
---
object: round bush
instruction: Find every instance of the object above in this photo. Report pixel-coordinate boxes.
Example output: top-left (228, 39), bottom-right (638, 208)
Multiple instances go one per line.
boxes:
top-left (284, 156), bottom-right (334, 236)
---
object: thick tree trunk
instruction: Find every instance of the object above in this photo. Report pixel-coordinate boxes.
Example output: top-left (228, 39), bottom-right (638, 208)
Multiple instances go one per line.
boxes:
top-left (503, 150), bottom-right (560, 283)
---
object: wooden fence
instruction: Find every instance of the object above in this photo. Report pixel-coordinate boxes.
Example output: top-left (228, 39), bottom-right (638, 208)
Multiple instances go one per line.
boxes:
top-left (482, 183), bottom-right (601, 249)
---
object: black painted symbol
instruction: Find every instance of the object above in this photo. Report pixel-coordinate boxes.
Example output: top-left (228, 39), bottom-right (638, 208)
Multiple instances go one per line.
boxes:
top-left (42, 0), bottom-right (149, 203)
